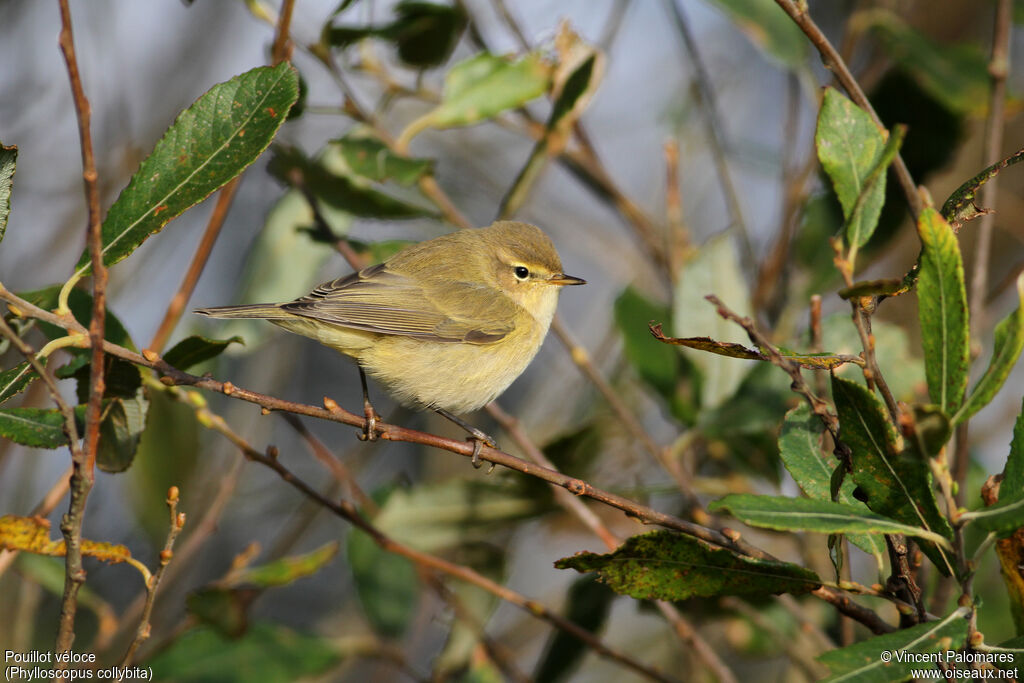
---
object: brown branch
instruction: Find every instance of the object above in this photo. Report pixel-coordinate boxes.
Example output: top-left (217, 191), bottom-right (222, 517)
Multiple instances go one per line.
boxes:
top-left (193, 410), bottom-right (678, 683)
top-left (148, 179), bottom-right (240, 353)
top-left (56, 0), bottom-right (107, 656)
top-left (118, 487), bottom-right (185, 667)
top-left (773, 0), bottom-right (922, 218)
top-left (271, 0), bottom-right (296, 66)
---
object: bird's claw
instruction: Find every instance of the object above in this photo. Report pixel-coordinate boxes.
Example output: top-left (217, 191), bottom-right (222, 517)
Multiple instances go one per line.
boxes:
top-left (359, 406), bottom-right (380, 442)
top-left (468, 432), bottom-right (497, 469)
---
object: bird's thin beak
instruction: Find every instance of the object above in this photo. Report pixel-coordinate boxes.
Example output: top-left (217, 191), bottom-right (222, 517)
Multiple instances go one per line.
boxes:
top-left (549, 273), bottom-right (587, 286)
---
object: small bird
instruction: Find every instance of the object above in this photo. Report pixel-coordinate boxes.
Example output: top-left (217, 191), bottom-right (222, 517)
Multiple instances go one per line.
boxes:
top-left (195, 221), bottom-right (585, 464)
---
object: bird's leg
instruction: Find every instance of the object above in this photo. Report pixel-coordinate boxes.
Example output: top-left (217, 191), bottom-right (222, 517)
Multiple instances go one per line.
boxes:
top-left (433, 408), bottom-right (497, 469)
top-left (357, 366), bottom-right (380, 442)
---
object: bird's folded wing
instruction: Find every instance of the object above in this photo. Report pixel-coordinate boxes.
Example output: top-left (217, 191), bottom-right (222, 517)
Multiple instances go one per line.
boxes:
top-left (281, 264), bottom-right (515, 343)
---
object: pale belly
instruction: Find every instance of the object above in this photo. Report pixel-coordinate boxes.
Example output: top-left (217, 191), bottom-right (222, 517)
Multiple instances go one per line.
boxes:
top-left (357, 324), bottom-right (546, 414)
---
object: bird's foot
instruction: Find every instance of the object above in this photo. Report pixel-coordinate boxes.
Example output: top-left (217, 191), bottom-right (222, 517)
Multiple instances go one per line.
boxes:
top-left (359, 403), bottom-right (381, 442)
top-left (467, 429), bottom-right (497, 469)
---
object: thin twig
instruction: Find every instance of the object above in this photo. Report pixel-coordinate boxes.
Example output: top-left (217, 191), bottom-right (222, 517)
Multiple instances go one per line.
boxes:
top-left (270, 0), bottom-right (296, 65)
top-left (969, 0), bottom-right (1012, 342)
top-left (148, 180), bottom-right (240, 353)
top-left (109, 445), bottom-right (245, 654)
top-left (773, 0), bottom-right (922, 218)
top-left (191, 409), bottom-right (678, 683)
top-left (56, 0), bottom-right (107, 655)
top-left (118, 487), bottom-right (185, 668)
top-left (667, 0), bottom-right (754, 271)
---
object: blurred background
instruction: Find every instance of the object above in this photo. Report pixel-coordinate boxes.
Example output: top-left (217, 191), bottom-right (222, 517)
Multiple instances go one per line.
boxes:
top-left (1, 0), bottom-right (1023, 680)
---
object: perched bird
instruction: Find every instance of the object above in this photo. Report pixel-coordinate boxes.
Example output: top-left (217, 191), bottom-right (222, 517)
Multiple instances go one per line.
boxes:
top-left (195, 220), bottom-right (585, 464)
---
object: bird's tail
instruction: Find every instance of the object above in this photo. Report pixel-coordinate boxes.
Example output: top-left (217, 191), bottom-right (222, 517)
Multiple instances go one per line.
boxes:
top-left (194, 304), bottom-right (289, 320)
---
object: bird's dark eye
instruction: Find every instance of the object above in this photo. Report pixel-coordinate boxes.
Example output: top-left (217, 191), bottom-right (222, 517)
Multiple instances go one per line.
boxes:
top-left (514, 266), bottom-right (530, 280)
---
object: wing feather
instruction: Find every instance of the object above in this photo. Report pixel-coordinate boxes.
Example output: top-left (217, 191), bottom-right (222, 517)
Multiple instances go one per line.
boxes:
top-left (281, 264), bottom-right (515, 343)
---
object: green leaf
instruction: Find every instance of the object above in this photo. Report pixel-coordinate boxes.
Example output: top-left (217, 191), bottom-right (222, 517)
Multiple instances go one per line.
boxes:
top-left (323, 1), bottom-right (466, 68)
top-left (615, 289), bottom-right (679, 400)
top-left (534, 575), bottom-right (615, 683)
top-left (347, 527), bottom-right (418, 639)
top-left (815, 88), bottom-right (888, 248)
top-left (164, 335), bottom-right (244, 372)
top-left (955, 273), bottom-right (1024, 424)
top-left (832, 375), bottom-right (955, 575)
top-left (232, 542), bottom-right (339, 588)
top-left (867, 10), bottom-right (990, 116)
top-left (1004, 397), bottom-right (1024, 494)
top-left (672, 232), bottom-right (754, 410)
top-left (150, 623), bottom-right (339, 683)
top-left (382, 1), bottom-right (467, 68)
top-left (778, 404), bottom-right (885, 561)
top-left (95, 389), bottom-right (149, 473)
top-left (0, 142), bottom-right (16, 242)
top-left (74, 62), bottom-right (299, 276)
top-left (817, 607), bottom-right (969, 682)
top-left (330, 131), bottom-right (433, 185)
top-left (554, 530), bottom-right (820, 600)
top-left (372, 478), bottom-right (549, 552)
top-left (270, 145), bottom-right (435, 219)
top-left (702, 0), bottom-right (808, 68)
top-left (430, 52), bottom-right (551, 127)
top-left (917, 207), bottom-right (970, 416)
top-left (0, 361), bottom-right (39, 406)
top-left (399, 52), bottom-right (552, 145)
top-left (499, 30), bottom-right (603, 217)
top-left (708, 494), bottom-right (953, 547)
top-left (0, 407), bottom-right (69, 449)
